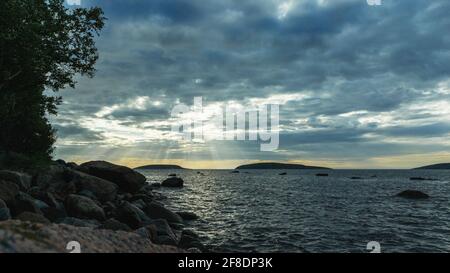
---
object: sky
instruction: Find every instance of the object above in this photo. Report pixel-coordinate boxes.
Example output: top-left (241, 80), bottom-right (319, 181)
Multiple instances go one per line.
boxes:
top-left (53, 0), bottom-right (450, 169)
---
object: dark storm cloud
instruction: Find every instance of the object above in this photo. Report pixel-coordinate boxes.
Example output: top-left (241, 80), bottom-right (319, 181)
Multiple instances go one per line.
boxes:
top-left (55, 0), bottom-right (450, 164)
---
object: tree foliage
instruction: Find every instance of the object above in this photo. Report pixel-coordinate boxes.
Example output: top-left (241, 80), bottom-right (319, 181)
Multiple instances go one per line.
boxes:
top-left (0, 0), bottom-right (105, 164)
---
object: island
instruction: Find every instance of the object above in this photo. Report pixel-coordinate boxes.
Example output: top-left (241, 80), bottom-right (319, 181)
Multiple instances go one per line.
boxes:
top-left (134, 164), bottom-right (185, 170)
top-left (235, 162), bottom-right (331, 170)
top-left (414, 163), bottom-right (450, 170)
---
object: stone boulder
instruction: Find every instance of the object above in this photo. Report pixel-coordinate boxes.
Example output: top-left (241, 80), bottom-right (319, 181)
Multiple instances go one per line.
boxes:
top-left (144, 202), bottom-right (183, 224)
top-left (99, 218), bottom-right (131, 232)
top-left (34, 165), bottom-right (117, 202)
top-left (12, 192), bottom-right (45, 216)
top-left (161, 177), bottom-right (184, 188)
top-left (78, 161), bottom-right (146, 193)
top-left (115, 201), bottom-right (148, 229)
top-left (65, 194), bottom-right (106, 221)
top-left (179, 230), bottom-right (204, 250)
top-left (0, 170), bottom-right (32, 191)
top-left (396, 190), bottom-right (430, 199)
top-left (147, 219), bottom-right (181, 246)
top-left (177, 211), bottom-right (199, 221)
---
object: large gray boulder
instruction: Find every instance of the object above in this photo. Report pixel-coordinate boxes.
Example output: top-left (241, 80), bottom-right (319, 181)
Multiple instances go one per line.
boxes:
top-left (147, 219), bottom-right (181, 246)
top-left (65, 194), bottom-right (106, 221)
top-left (99, 218), bottom-right (132, 232)
top-left (161, 177), bottom-right (184, 188)
top-left (78, 161), bottom-right (146, 193)
top-left (34, 165), bottom-right (118, 202)
top-left (115, 201), bottom-right (148, 229)
top-left (144, 202), bottom-right (183, 224)
top-left (0, 170), bottom-right (32, 191)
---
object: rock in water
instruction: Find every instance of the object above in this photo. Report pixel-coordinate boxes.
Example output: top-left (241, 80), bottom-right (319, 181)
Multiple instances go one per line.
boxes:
top-left (144, 202), bottom-right (183, 224)
top-left (396, 190), bottom-right (430, 199)
top-left (161, 177), bottom-right (184, 188)
top-left (65, 194), bottom-right (106, 221)
top-left (0, 170), bottom-right (32, 191)
top-left (316, 173), bottom-right (329, 177)
top-left (78, 161), bottom-right (146, 193)
top-left (177, 211), bottom-right (199, 221)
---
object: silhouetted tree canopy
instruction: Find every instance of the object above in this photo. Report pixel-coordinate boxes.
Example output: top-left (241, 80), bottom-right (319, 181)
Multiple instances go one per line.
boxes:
top-left (0, 0), bottom-right (105, 165)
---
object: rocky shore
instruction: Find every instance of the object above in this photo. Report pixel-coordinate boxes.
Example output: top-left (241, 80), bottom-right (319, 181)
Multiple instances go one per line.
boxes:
top-left (0, 160), bottom-right (204, 253)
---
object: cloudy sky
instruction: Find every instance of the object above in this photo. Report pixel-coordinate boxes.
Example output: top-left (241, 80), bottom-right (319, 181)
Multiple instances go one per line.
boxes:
top-left (53, 0), bottom-right (450, 169)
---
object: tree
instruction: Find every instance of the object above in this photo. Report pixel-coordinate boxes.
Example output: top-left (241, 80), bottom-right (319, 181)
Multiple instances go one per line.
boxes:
top-left (0, 0), bottom-right (105, 164)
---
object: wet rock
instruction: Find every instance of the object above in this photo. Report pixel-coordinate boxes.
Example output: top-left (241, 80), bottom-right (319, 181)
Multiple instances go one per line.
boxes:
top-left (350, 177), bottom-right (363, 180)
top-left (144, 202), bottom-right (183, 224)
top-left (410, 177), bottom-right (438, 181)
top-left (115, 201), bottom-right (148, 229)
top-left (231, 171), bottom-right (239, 174)
top-left (99, 218), bottom-right (131, 232)
top-left (0, 170), bottom-right (32, 191)
top-left (65, 194), bottom-right (106, 221)
top-left (161, 177), bottom-right (184, 188)
top-left (57, 217), bottom-right (101, 228)
top-left (168, 174), bottom-right (177, 177)
top-left (16, 212), bottom-right (50, 224)
top-left (396, 190), bottom-right (430, 199)
top-left (78, 161), bottom-right (146, 193)
top-left (279, 172), bottom-right (287, 176)
top-left (151, 183), bottom-right (161, 188)
top-left (316, 173), bottom-right (329, 177)
top-left (177, 211), bottom-right (199, 221)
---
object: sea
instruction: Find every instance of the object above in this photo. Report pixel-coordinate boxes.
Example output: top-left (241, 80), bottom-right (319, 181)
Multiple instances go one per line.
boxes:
top-left (138, 169), bottom-right (450, 253)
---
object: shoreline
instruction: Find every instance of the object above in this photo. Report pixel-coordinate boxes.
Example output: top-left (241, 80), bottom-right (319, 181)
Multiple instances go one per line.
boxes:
top-left (0, 160), bottom-right (205, 253)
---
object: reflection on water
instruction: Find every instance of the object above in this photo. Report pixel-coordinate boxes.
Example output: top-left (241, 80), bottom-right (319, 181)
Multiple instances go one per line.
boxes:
top-left (139, 169), bottom-right (450, 253)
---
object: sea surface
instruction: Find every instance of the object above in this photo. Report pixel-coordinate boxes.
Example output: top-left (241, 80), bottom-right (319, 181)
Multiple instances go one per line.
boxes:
top-left (139, 169), bottom-right (450, 253)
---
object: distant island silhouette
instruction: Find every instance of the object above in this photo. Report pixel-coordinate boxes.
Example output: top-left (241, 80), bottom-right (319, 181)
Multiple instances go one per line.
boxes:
top-left (235, 162), bottom-right (331, 170)
top-left (414, 163), bottom-right (450, 170)
top-left (134, 164), bottom-right (185, 170)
